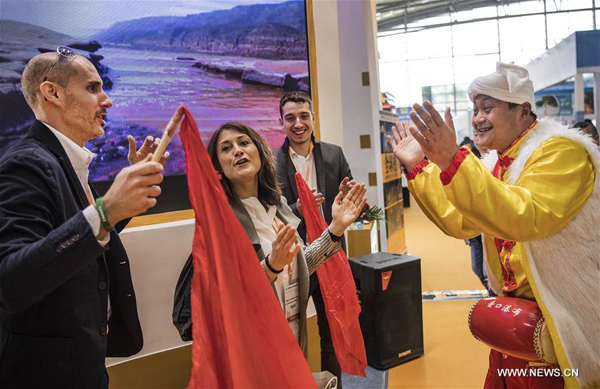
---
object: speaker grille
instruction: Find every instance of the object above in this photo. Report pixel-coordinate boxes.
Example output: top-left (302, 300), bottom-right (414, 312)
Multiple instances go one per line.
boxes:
top-left (381, 300), bottom-right (414, 351)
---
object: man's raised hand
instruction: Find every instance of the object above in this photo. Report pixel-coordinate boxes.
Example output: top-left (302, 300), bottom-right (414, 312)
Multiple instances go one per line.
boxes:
top-left (102, 154), bottom-right (164, 227)
top-left (127, 135), bottom-right (170, 166)
top-left (408, 101), bottom-right (458, 171)
top-left (296, 189), bottom-right (324, 216)
top-left (387, 120), bottom-right (425, 171)
top-left (339, 177), bottom-right (356, 199)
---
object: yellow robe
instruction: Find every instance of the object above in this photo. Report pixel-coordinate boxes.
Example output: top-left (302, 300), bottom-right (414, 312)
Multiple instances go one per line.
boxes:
top-left (407, 122), bottom-right (596, 388)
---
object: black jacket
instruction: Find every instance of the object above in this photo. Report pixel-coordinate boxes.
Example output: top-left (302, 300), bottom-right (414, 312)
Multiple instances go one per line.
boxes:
top-left (0, 121), bottom-right (143, 389)
top-left (274, 137), bottom-right (353, 242)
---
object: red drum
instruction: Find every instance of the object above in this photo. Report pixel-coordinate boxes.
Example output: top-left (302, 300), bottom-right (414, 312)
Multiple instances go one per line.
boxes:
top-left (469, 297), bottom-right (558, 364)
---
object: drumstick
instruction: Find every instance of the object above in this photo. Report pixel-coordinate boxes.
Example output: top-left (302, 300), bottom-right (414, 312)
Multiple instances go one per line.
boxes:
top-left (152, 106), bottom-right (185, 162)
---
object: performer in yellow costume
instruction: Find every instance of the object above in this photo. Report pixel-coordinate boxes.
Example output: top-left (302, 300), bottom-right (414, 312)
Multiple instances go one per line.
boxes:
top-left (388, 63), bottom-right (599, 389)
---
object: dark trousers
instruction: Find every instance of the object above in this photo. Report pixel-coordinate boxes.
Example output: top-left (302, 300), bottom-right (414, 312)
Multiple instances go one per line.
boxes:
top-left (309, 272), bottom-right (342, 388)
top-left (102, 368), bottom-right (109, 389)
top-left (468, 236), bottom-right (496, 296)
top-left (469, 236), bottom-right (486, 287)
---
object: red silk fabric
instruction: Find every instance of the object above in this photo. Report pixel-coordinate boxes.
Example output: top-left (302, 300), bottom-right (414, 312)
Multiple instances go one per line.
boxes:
top-left (179, 108), bottom-right (316, 389)
top-left (294, 173), bottom-right (367, 376)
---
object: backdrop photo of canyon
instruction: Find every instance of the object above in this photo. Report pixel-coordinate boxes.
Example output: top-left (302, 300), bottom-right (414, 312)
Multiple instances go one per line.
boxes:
top-left (0, 0), bottom-right (310, 181)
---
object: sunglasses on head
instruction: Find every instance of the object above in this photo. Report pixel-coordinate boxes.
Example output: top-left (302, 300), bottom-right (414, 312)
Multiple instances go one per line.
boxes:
top-left (42, 46), bottom-right (76, 101)
top-left (42, 45), bottom-right (76, 82)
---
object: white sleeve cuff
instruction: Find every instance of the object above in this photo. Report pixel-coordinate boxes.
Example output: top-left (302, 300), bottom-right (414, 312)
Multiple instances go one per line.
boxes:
top-left (83, 205), bottom-right (110, 246)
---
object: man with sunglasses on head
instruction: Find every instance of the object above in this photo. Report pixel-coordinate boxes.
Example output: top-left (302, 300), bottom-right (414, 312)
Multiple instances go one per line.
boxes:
top-left (0, 48), bottom-right (170, 388)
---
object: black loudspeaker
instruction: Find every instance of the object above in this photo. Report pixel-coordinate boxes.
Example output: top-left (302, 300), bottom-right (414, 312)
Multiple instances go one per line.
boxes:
top-left (349, 252), bottom-right (424, 370)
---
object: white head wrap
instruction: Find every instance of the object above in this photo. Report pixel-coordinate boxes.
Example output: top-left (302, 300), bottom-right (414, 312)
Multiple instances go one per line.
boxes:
top-left (468, 62), bottom-right (535, 108)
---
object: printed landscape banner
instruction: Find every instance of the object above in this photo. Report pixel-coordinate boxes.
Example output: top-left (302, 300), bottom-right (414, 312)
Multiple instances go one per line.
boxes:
top-left (0, 0), bottom-right (310, 182)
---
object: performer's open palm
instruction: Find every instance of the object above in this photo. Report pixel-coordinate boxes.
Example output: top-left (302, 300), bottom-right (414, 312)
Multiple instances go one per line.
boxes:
top-left (387, 121), bottom-right (425, 170)
top-left (408, 101), bottom-right (458, 171)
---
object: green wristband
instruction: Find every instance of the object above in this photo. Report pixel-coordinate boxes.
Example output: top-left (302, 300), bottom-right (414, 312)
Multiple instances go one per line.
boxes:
top-left (95, 197), bottom-right (114, 232)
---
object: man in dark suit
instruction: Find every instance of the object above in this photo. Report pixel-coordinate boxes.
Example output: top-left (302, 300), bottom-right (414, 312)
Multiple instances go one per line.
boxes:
top-left (0, 49), bottom-right (167, 388)
top-left (274, 91), bottom-right (354, 386)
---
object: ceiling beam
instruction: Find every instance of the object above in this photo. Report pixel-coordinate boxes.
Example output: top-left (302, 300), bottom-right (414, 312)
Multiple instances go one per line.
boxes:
top-left (376, 0), bottom-right (543, 33)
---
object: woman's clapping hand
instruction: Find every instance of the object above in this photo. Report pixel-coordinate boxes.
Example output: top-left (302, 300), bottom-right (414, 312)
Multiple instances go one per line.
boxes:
top-left (329, 183), bottom-right (367, 236)
top-left (268, 222), bottom-right (301, 273)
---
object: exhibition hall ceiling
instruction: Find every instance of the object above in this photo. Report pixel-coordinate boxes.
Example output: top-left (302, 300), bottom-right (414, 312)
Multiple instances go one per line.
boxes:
top-left (376, 0), bottom-right (540, 34)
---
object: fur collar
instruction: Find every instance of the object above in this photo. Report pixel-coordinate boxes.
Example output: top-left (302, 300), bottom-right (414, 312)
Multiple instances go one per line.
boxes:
top-left (481, 118), bottom-right (600, 388)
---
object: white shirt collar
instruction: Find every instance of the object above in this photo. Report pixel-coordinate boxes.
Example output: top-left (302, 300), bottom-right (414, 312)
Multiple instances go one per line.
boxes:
top-left (43, 122), bottom-right (95, 177)
top-left (289, 142), bottom-right (314, 160)
top-left (240, 197), bottom-right (277, 225)
top-left (289, 147), bottom-right (311, 160)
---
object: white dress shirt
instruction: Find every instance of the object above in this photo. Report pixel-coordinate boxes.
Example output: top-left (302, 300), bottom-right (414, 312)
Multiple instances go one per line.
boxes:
top-left (240, 196), bottom-right (300, 341)
top-left (290, 147), bottom-right (317, 192)
top-left (44, 123), bottom-right (113, 319)
top-left (43, 123), bottom-right (109, 246)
